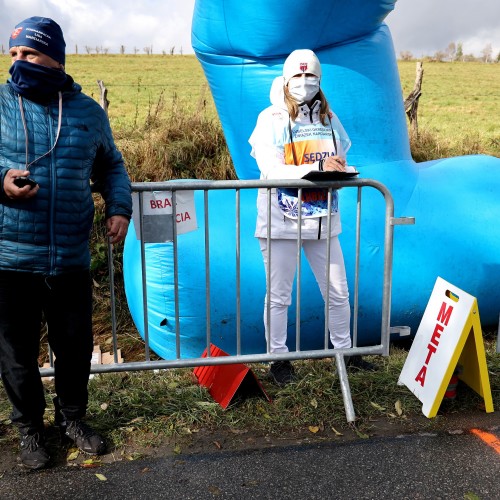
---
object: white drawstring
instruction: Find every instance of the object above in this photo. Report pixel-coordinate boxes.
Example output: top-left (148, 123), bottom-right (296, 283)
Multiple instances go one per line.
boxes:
top-left (18, 91), bottom-right (62, 170)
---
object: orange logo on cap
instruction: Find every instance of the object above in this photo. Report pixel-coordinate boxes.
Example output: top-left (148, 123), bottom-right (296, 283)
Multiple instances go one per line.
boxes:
top-left (11, 27), bottom-right (23, 39)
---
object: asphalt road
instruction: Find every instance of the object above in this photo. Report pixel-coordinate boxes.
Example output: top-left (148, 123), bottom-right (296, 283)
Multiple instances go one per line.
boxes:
top-left (1, 426), bottom-right (499, 499)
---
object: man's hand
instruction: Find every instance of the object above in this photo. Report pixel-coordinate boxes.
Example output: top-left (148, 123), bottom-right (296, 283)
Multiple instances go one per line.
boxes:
top-left (106, 215), bottom-right (130, 244)
top-left (322, 155), bottom-right (346, 172)
top-left (3, 169), bottom-right (39, 199)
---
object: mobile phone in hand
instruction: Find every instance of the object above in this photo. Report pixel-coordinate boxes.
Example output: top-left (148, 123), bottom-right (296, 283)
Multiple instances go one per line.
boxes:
top-left (13, 176), bottom-right (38, 189)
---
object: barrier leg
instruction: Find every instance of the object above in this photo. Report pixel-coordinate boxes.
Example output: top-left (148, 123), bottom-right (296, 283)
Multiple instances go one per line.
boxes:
top-left (335, 352), bottom-right (356, 422)
top-left (497, 313), bottom-right (500, 354)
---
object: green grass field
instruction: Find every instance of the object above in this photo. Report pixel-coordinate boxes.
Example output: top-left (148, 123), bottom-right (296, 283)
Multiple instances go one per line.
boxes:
top-left (1, 55), bottom-right (498, 157)
top-left (397, 60), bottom-right (499, 154)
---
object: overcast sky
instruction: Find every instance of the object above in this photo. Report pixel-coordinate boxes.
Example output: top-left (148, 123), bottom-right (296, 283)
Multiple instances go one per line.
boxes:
top-left (0, 0), bottom-right (498, 58)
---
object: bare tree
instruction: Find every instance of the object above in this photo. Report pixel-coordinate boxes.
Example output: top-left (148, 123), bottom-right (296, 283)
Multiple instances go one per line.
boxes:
top-left (400, 51), bottom-right (413, 61)
top-left (1, 45), bottom-right (4, 55)
top-left (133, 47), bottom-right (139, 55)
top-left (170, 46), bottom-right (175, 56)
top-left (143, 46), bottom-right (151, 55)
top-left (103, 48), bottom-right (109, 55)
top-left (120, 45), bottom-right (126, 55)
top-left (433, 50), bottom-right (446, 62)
top-left (445, 42), bottom-right (456, 62)
top-left (85, 46), bottom-right (93, 55)
top-left (481, 43), bottom-right (492, 63)
top-left (75, 44), bottom-right (78, 55)
top-left (463, 53), bottom-right (477, 62)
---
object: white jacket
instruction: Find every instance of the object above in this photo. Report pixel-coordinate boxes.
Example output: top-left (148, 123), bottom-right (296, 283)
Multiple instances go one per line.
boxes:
top-left (249, 76), bottom-right (351, 239)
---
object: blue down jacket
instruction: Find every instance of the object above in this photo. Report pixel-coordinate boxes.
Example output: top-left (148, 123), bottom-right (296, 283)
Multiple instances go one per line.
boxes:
top-left (0, 81), bottom-right (132, 275)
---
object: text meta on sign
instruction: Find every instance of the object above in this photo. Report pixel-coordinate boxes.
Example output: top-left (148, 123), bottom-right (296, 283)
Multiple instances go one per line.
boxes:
top-left (415, 301), bottom-right (453, 387)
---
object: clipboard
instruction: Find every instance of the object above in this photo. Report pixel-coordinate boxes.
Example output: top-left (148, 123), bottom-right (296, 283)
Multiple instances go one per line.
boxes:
top-left (302, 170), bottom-right (359, 181)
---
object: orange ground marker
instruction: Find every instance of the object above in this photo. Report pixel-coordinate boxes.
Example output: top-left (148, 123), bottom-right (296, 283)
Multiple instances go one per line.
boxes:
top-left (193, 343), bottom-right (271, 409)
top-left (470, 428), bottom-right (500, 455)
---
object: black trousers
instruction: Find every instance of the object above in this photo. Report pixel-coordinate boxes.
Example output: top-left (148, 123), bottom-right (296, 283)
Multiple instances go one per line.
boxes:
top-left (0, 270), bottom-right (93, 433)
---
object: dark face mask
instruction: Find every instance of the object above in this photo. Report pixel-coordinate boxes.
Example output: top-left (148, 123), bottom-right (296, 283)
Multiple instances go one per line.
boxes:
top-left (9, 60), bottom-right (68, 100)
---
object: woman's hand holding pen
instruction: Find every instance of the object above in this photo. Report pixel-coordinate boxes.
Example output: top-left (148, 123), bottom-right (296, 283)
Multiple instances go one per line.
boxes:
top-left (323, 155), bottom-right (346, 172)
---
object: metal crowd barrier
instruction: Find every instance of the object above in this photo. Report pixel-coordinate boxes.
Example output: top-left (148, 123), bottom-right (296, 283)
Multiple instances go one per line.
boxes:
top-left (41, 178), bottom-right (413, 421)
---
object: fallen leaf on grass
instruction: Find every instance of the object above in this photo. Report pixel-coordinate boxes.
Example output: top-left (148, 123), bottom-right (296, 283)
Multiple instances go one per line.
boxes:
top-left (81, 458), bottom-right (102, 468)
top-left (213, 441), bottom-right (222, 449)
top-left (120, 426), bottom-right (136, 433)
top-left (310, 398), bottom-right (318, 409)
top-left (395, 400), bottom-right (403, 416)
top-left (330, 426), bottom-right (343, 436)
top-left (95, 473), bottom-right (107, 481)
top-left (67, 450), bottom-right (80, 461)
top-left (173, 444), bottom-right (182, 455)
top-left (195, 401), bottom-right (218, 407)
top-left (308, 426), bottom-right (320, 434)
top-left (370, 401), bottom-right (386, 411)
top-left (129, 417), bottom-right (145, 424)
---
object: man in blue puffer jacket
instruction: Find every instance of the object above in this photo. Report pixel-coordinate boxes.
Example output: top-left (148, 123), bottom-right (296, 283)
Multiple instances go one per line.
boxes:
top-left (0, 16), bottom-right (132, 469)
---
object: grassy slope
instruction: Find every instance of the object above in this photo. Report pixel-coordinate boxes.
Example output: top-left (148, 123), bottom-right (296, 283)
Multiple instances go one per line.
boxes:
top-left (0, 55), bottom-right (498, 460)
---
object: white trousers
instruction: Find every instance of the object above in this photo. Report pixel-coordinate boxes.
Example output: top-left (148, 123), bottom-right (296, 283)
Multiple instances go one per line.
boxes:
top-left (259, 237), bottom-right (351, 353)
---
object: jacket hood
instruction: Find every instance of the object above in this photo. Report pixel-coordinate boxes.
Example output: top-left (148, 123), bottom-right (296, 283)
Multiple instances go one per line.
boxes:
top-left (269, 76), bottom-right (287, 110)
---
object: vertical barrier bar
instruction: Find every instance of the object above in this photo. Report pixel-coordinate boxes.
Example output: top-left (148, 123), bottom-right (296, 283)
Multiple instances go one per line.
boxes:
top-left (106, 238), bottom-right (119, 363)
top-left (172, 190), bottom-right (181, 359)
top-left (352, 186), bottom-right (362, 348)
top-left (382, 192), bottom-right (396, 356)
top-left (48, 345), bottom-right (54, 368)
top-left (138, 191), bottom-right (151, 361)
top-left (265, 187), bottom-right (272, 354)
top-left (323, 188), bottom-right (333, 349)
top-left (296, 188), bottom-right (303, 351)
top-left (235, 189), bottom-right (242, 355)
top-left (204, 190), bottom-right (212, 355)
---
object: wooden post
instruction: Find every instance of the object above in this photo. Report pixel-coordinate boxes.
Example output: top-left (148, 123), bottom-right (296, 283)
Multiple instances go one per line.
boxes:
top-left (404, 61), bottom-right (423, 136)
top-left (97, 80), bottom-right (109, 115)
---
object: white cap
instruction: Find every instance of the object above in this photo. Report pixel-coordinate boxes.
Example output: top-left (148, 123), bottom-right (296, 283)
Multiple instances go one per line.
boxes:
top-left (283, 49), bottom-right (322, 85)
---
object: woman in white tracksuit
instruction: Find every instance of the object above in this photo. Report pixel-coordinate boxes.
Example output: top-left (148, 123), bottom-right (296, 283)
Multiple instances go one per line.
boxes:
top-left (249, 49), bottom-right (373, 384)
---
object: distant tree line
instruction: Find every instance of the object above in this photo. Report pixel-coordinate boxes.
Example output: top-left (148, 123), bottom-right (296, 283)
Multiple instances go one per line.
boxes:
top-left (0, 44), bottom-right (185, 56)
top-left (0, 40), bottom-right (496, 61)
top-left (400, 42), bottom-right (499, 63)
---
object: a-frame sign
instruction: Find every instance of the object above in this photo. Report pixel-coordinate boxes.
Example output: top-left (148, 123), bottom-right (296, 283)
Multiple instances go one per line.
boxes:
top-left (398, 277), bottom-right (494, 418)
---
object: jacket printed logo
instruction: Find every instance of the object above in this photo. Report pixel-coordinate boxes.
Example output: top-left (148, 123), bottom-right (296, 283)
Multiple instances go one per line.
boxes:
top-left (299, 62), bottom-right (308, 73)
top-left (11, 27), bottom-right (23, 39)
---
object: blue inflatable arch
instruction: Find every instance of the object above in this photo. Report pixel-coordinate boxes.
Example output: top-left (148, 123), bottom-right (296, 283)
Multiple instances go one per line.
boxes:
top-left (123, 0), bottom-right (500, 359)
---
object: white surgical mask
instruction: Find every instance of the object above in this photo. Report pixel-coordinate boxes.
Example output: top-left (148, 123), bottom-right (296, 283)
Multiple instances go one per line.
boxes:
top-left (287, 76), bottom-right (320, 103)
